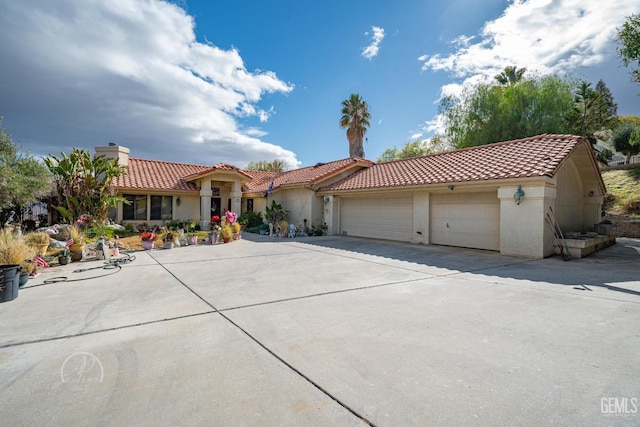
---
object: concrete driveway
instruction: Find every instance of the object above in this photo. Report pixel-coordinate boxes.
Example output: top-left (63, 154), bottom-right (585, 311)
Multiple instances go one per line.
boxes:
top-left (1, 235), bottom-right (639, 426)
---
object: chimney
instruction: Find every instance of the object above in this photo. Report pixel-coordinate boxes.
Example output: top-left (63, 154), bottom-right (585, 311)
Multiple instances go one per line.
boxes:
top-left (95, 143), bottom-right (130, 166)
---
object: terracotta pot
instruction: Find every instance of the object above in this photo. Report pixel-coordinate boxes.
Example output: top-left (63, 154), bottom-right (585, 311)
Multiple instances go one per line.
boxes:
top-left (223, 236), bottom-right (230, 243)
top-left (69, 243), bottom-right (84, 261)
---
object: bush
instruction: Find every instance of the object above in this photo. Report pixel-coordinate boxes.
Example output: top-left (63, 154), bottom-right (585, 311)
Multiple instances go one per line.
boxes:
top-left (238, 211), bottom-right (264, 228)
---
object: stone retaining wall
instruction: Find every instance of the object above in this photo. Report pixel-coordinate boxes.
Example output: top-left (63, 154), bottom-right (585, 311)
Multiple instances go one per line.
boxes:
top-left (602, 215), bottom-right (640, 238)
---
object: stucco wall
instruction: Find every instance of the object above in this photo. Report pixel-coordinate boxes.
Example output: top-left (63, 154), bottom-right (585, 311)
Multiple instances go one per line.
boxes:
top-left (176, 195), bottom-right (201, 222)
top-left (498, 185), bottom-right (556, 258)
top-left (265, 189), bottom-right (320, 229)
top-left (555, 160), bottom-right (584, 232)
top-left (250, 197), bottom-right (268, 221)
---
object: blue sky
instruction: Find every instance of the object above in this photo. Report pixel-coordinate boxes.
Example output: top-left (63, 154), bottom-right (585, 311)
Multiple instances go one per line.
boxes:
top-left (0, 0), bottom-right (638, 168)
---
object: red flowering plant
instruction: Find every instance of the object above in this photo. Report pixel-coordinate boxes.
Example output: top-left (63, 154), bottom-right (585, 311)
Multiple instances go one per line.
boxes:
top-left (140, 226), bottom-right (158, 242)
top-left (211, 215), bottom-right (220, 224)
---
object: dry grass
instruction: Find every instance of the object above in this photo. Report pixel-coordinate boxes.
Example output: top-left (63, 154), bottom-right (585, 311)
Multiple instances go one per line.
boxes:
top-left (602, 167), bottom-right (640, 216)
top-left (0, 229), bottom-right (37, 266)
top-left (24, 231), bottom-right (51, 246)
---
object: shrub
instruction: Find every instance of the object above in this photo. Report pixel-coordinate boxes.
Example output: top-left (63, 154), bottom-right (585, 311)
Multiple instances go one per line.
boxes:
top-left (238, 211), bottom-right (264, 228)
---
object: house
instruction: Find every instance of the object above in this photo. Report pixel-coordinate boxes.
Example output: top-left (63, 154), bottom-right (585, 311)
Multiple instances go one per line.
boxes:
top-left (318, 134), bottom-right (606, 258)
top-left (98, 133), bottom-right (606, 258)
top-left (100, 144), bottom-right (372, 231)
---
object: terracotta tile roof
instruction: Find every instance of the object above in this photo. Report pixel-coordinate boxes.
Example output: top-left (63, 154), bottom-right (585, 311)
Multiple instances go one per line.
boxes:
top-left (241, 170), bottom-right (282, 193)
top-left (184, 163), bottom-right (254, 181)
top-left (243, 158), bottom-right (373, 193)
top-left (320, 134), bottom-right (588, 192)
top-left (114, 158), bottom-right (211, 192)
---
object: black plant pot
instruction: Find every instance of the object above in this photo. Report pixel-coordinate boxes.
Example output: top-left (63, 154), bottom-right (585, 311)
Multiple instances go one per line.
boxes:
top-left (59, 256), bottom-right (71, 265)
top-left (19, 272), bottom-right (29, 288)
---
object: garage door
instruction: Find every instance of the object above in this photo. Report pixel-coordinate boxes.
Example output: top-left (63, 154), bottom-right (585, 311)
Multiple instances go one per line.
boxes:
top-left (430, 192), bottom-right (500, 251)
top-left (340, 194), bottom-right (413, 241)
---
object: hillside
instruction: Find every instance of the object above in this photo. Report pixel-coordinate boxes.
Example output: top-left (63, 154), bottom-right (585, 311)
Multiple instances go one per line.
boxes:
top-left (601, 167), bottom-right (640, 217)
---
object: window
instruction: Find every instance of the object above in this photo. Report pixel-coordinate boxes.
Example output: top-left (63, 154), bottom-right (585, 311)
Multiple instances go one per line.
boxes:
top-left (123, 195), bottom-right (147, 220)
top-left (150, 195), bottom-right (173, 220)
top-left (247, 198), bottom-right (254, 213)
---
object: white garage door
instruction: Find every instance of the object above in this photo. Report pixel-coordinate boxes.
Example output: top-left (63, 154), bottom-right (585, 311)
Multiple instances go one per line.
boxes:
top-left (431, 192), bottom-right (500, 251)
top-left (340, 194), bottom-right (413, 241)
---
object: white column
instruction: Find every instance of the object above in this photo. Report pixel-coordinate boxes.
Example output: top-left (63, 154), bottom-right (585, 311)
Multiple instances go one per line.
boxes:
top-left (199, 180), bottom-right (212, 231)
top-left (231, 181), bottom-right (242, 214)
top-left (324, 195), bottom-right (334, 235)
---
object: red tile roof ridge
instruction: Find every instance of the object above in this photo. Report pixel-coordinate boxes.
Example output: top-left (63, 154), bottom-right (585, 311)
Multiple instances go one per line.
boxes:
top-left (375, 134), bottom-right (583, 166)
top-left (128, 157), bottom-right (214, 168)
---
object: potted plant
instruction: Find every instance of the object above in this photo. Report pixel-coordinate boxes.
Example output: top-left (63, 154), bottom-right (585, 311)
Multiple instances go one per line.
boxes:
top-left (25, 231), bottom-right (51, 256)
top-left (68, 223), bottom-right (85, 261)
top-left (187, 233), bottom-right (198, 245)
top-left (163, 230), bottom-right (174, 249)
top-left (19, 261), bottom-right (35, 288)
top-left (0, 229), bottom-right (36, 302)
top-left (140, 226), bottom-right (158, 250)
top-left (58, 248), bottom-right (71, 265)
top-left (221, 224), bottom-right (233, 243)
top-left (278, 220), bottom-right (288, 238)
top-left (232, 222), bottom-right (242, 240)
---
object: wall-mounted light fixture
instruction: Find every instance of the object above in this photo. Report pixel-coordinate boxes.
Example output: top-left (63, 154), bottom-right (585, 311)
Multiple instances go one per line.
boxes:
top-left (514, 185), bottom-right (525, 205)
top-left (176, 196), bottom-right (181, 206)
top-left (589, 190), bottom-right (594, 197)
top-left (448, 185), bottom-right (454, 191)
top-left (324, 196), bottom-right (330, 206)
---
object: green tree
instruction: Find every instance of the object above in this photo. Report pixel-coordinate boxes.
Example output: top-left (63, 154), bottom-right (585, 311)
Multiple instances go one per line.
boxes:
top-left (617, 14), bottom-right (640, 84)
top-left (377, 139), bottom-right (434, 162)
top-left (340, 93), bottom-right (371, 158)
top-left (494, 65), bottom-right (527, 86)
top-left (566, 80), bottom-right (618, 145)
top-left (439, 75), bottom-right (574, 149)
top-left (44, 148), bottom-right (128, 224)
top-left (246, 159), bottom-right (285, 172)
top-left (595, 79), bottom-right (618, 125)
top-left (612, 122), bottom-right (640, 163)
top-left (0, 119), bottom-right (52, 213)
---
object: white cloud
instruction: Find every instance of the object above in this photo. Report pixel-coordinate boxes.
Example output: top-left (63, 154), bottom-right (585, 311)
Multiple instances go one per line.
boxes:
top-left (419, 0), bottom-right (637, 79)
top-left (416, 0), bottom-right (639, 139)
top-left (362, 26), bottom-right (385, 59)
top-left (0, 0), bottom-right (298, 167)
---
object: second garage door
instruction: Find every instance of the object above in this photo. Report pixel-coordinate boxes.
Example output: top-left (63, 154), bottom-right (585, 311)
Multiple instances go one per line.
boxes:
top-left (430, 192), bottom-right (500, 251)
top-left (340, 194), bottom-right (413, 241)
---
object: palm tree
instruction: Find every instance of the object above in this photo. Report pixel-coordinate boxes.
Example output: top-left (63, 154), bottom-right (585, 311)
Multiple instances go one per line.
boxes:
top-left (494, 65), bottom-right (527, 86)
top-left (340, 93), bottom-right (371, 158)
